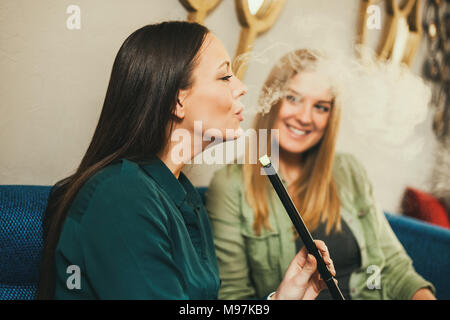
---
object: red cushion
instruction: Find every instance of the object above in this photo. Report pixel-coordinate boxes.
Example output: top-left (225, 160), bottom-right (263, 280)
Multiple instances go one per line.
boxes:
top-left (402, 187), bottom-right (450, 229)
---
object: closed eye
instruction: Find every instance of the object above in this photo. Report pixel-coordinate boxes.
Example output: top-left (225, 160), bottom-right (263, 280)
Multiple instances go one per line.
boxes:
top-left (220, 75), bottom-right (232, 81)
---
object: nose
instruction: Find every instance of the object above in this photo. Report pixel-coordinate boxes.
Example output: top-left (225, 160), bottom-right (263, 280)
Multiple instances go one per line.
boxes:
top-left (232, 76), bottom-right (247, 99)
top-left (295, 101), bottom-right (313, 126)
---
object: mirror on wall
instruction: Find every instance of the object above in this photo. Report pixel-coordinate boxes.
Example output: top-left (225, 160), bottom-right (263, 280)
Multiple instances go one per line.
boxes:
top-left (233, 0), bottom-right (286, 79)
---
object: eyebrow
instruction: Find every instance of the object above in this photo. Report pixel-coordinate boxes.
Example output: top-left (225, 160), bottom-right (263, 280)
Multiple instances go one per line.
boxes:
top-left (218, 60), bottom-right (231, 70)
top-left (287, 88), bottom-right (333, 105)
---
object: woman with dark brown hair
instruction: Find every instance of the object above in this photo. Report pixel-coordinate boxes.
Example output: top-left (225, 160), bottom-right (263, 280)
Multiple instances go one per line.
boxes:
top-left (37, 22), bottom-right (334, 300)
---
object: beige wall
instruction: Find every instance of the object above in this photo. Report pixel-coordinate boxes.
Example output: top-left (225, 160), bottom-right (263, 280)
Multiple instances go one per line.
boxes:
top-left (0, 0), bottom-right (437, 214)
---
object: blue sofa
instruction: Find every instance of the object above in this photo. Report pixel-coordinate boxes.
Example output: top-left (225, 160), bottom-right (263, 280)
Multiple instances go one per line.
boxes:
top-left (1, 185), bottom-right (449, 300)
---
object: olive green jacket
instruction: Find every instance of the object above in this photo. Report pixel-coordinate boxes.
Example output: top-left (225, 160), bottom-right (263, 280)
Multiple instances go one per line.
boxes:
top-left (205, 153), bottom-right (435, 300)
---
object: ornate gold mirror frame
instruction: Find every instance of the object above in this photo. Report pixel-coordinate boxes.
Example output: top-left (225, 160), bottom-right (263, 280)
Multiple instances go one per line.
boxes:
top-left (180, 0), bottom-right (286, 79)
top-left (179, 0), bottom-right (223, 24)
top-left (358, 0), bottom-right (423, 66)
top-left (233, 0), bottom-right (286, 79)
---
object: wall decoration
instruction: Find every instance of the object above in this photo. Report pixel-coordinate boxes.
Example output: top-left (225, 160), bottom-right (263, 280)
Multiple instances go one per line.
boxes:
top-left (180, 0), bottom-right (286, 79)
top-left (422, 0), bottom-right (450, 140)
top-left (358, 0), bottom-right (423, 66)
top-left (179, 0), bottom-right (223, 24)
top-left (232, 0), bottom-right (286, 79)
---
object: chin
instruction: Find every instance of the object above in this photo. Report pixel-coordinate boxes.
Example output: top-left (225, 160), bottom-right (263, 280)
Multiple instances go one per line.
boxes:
top-left (234, 126), bottom-right (244, 139)
top-left (225, 125), bottom-right (243, 141)
top-left (213, 123), bottom-right (239, 142)
top-left (279, 140), bottom-right (311, 155)
top-left (283, 147), bottom-right (308, 155)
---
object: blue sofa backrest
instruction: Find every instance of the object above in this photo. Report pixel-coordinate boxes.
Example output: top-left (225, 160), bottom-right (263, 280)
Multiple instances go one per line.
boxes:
top-left (1, 185), bottom-right (449, 300)
top-left (0, 185), bottom-right (49, 299)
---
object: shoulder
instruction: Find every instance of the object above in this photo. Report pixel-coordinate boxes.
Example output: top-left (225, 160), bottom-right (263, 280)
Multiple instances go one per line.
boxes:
top-left (82, 159), bottom-right (162, 200)
top-left (333, 152), bottom-right (370, 183)
top-left (333, 153), bottom-right (378, 217)
top-left (211, 163), bottom-right (243, 180)
top-left (333, 152), bottom-right (365, 173)
top-left (333, 152), bottom-right (374, 201)
top-left (205, 164), bottom-right (244, 214)
top-left (69, 159), bottom-right (166, 222)
top-left (208, 164), bottom-right (243, 191)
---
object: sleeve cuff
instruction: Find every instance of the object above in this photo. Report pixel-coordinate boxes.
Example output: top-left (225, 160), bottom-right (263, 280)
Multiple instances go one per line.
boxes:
top-left (396, 275), bottom-right (436, 300)
top-left (266, 291), bottom-right (276, 300)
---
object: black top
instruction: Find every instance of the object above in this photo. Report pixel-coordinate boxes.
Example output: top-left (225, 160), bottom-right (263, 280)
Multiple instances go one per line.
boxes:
top-left (295, 218), bottom-right (361, 300)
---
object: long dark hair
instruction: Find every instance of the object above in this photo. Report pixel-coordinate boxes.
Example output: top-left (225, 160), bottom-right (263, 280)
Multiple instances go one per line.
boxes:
top-left (36, 21), bottom-right (209, 299)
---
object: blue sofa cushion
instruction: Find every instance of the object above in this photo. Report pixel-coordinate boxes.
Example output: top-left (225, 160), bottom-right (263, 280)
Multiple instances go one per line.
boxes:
top-left (0, 185), bottom-right (50, 299)
top-left (385, 213), bottom-right (450, 299)
top-left (1, 185), bottom-right (449, 300)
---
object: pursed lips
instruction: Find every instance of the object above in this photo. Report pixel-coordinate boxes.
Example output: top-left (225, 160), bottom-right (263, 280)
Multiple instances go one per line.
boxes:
top-left (234, 100), bottom-right (244, 121)
top-left (234, 108), bottom-right (244, 121)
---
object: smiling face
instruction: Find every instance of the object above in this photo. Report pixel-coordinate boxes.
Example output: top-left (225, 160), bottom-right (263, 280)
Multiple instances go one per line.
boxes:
top-left (177, 33), bottom-right (247, 141)
top-left (273, 71), bottom-right (333, 155)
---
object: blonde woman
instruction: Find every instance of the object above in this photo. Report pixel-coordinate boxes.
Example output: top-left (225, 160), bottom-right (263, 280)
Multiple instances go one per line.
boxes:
top-left (205, 49), bottom-right (436, 300)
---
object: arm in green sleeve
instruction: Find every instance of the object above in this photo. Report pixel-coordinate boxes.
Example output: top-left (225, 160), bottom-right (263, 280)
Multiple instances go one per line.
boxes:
top-left (79, 176), bottom-right (189, 299)
top-left (374, 201), bottom-right (435, 299)
top-left (205, 166), bottom-right (256, 299)
top-left (349, 155), bottom-right (436, 300)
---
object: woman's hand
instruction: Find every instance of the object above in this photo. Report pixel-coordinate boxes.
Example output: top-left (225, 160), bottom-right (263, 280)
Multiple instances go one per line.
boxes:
top-left (271, 240), bottom-right (336, 300)
top-left (411, 288), bottom-right (436, 300)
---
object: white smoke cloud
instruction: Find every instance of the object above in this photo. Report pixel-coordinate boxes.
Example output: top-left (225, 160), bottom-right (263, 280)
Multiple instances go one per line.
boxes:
top-left (239, 14), bottom-right (432, 158)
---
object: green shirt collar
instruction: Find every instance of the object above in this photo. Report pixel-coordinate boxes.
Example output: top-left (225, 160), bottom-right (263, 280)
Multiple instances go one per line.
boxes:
top-left (139, 157), bottom-right (188, 207)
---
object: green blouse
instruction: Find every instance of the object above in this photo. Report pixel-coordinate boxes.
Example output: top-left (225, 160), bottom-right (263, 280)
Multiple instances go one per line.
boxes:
top-left (205, 153), bottom-right (435, 300)
top-left (54, 157), bottom-right (220, 299)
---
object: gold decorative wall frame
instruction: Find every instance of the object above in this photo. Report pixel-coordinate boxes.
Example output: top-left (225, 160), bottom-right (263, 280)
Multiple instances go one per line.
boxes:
top-left (358, 0), bottom-right (423, 66)
top-left (181, 0), bottom-right (423, 77)
top-left (180, 0), bottom-right (286, 79)
top-left (179, 0), bottom-right (223, 24)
